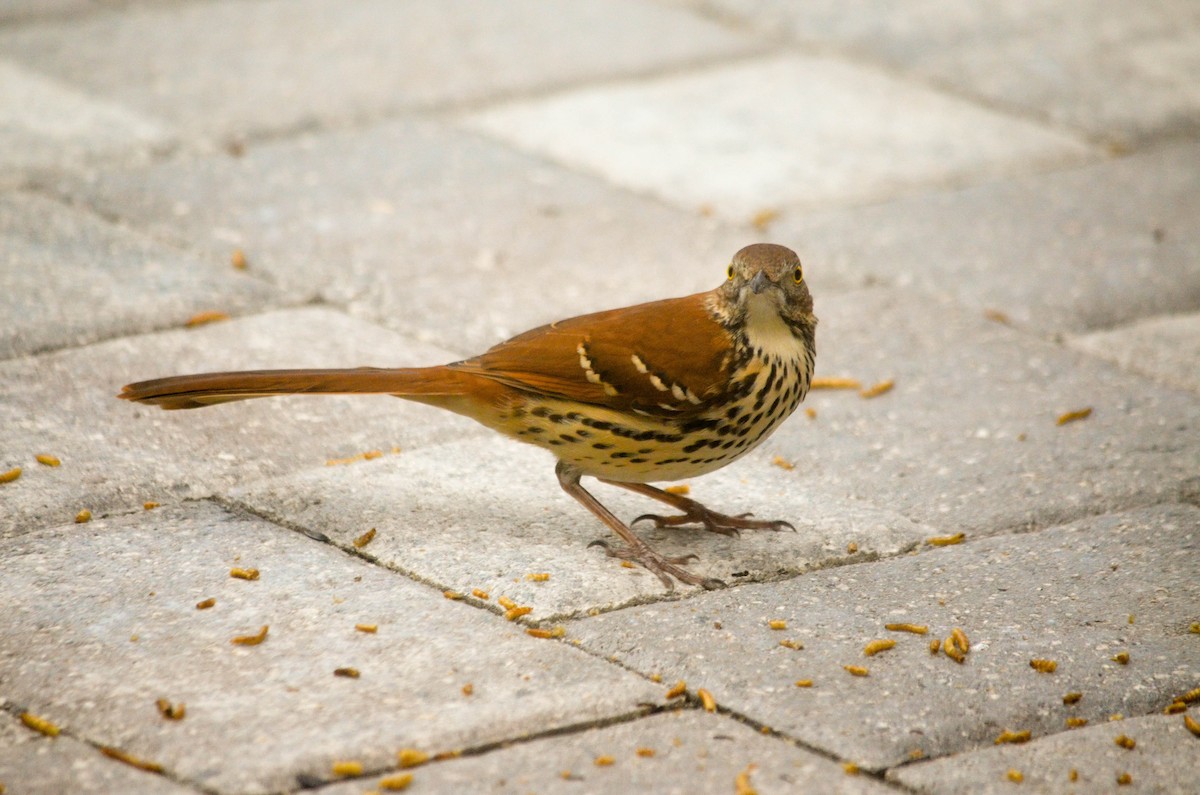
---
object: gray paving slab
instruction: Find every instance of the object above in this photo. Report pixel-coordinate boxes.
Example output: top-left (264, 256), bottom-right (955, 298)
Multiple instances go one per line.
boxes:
top-left (890, 713), bottom-right (1200, 794)
top-left (0, 308), bottom-right (479, 537)
top-left (0, 502), bottom-right (663, 794)
top-left (761, 288), bottom-right (1200, 536)
top-left (465, 53), bottom-right (1096, 221)
top-left (772, 142), bottom-right (1200, 336)
top-left (321, 709), bottom-right (895, 795)
top-left (54, 118), bottom-right (752, 356)
top-left (565, 504), bottom-right (1200, 771)
top-left (696, 0), bottom-right (1200, 145)
top-left (228, 435), bottom-right (930, 619)
top-left (0, 60), bottom-right (169, 186)
top-left (0, 191), bottom-right (283, 360)
top-left (1069, 312), bottom-right (1200, 395)
top-left (0, 712), bottom-right (197, 795)
top-left (0, 0), bottom-right (757, 141)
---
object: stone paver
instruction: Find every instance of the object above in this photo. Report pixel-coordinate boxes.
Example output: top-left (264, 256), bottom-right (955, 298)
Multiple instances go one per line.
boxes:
top-left (773, 142), bottom-right (1200, 336)
top-left (891, 713), bottom-right (1200, 794)
top-left (0, 711), bottom-right (197, 795)
top-left (0, 308), bottom-right (478, 537)
top-left (0, 0), bottom-right (757, 140)
top-left (466, 53), bottom-right (1096, 220)
top-left (764, 288), bottom-right (1200, 536)
top-left (697, 0), bottom-right (1200, 145)
top-left (565, 504), bottom-right (1200, 771)
top-left (0, 60), bottom-right (169, 186)
top-left (0, 502), bottom-right (662, 794)
top-left (321, 709), bottom-right (895, 795)
top-left (228, 435), bottom-right (930, 619)
top-left (1070, 312), bottom-right (1200, 395)
top-left (53, 118), bottom-right (752, 355)
top-left (0, 191), bottom-right (282, 359)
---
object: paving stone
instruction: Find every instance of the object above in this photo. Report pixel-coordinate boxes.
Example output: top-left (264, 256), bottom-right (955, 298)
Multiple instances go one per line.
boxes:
top-left (0, 0), bottom-right (756, 141)
top-left (229, 435), bottom-right (930, 620)
top-left (773, 142), bottom-right (1200, 336)
top-left (565, 504), bottom-right (1200, 771)
top-left (890, 713), bottom-right (1200, 794)
top-left (1069, 312), bottom-right (1200, 395)
top-left (760, 288), bottom-right (1200, 536)
top-left (0, 191), bottom-right (282, 360)
top-left (0, 308), bottom-right (479, 537)
top-left (0, 60), bottom-right (169, 185)
top-left (695, 0), bottom-right (1200, 145)
top-left (0, 502), bottom-right (662, 794)
top-left (0, 711), bottom-right (197, 795)
top-left (55, 118), bottom-right (751, 356)
top-left (321, 709), bottom-right (894, 795)
top-left (465, 53), bottom-right (1096, 221)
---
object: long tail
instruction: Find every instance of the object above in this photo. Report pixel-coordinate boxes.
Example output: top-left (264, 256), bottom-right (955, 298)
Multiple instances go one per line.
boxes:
top-left (119, 366), bottom-right (474, 410)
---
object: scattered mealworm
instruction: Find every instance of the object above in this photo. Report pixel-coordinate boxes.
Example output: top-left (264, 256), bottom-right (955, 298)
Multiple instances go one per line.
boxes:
top-left (846, 541), bottom-right (858, 554)
top-left (229, 567), bottom-right (259, 581)
top-left (995, 730), bottom-right (1031, 745)
top-left (504, 606), bottom-right (532, 621)
top-left (1066, 717), bottom-right (1088, 728)
top-left (649, 674), bottom-right (662, 683)
top-left (525, 573), bottom-right (550, 582)
top-left (943, 635), bottom-right (966, 664)
top-left (951, 628), bottom-right (970, 653)
top-left (526, 626), bottom-right (565, 639)
top-left (1116, 772), bottom-right (1132, 785)
top-left (768, 619), bottom-right (787, 630)
top-left (594, 755), bottom-right (615, 767)
top-left (665, 681), bottom-right (687, 699)
top-left (1007, 769), bottom-right (1024, 783)
top-left (334, 667), bottom-right (360, 678)
top-left (811, 377), bottom-right (861, 390)
top-left (698, 688), bottom-right (716, 712)
top-left (1180, 688), bottom-right (1200, 704)
top-left (497, 596), bottom-right (517, 610)
top-left (461, 683), bottom-right (473, 696)
top-left (1030, 658), bottom-right (1057, 673)
top-left (1164, 701), bottom-right (1186, 714)
top-left (74, 509), bottom-right (91, 524)
top-left (794, 679), bottom-right (813, 688)
top-left (195, 597), bottom-right (216, 610)
top-left (886, 623), bottom-right (928, 634)
top-left (1190, 623), bottom-right (1200, 634)
top-left (396, 749), bottom-right (428, 768)
top-left (779, 639), bottom-right (803, 650)
top-left (443, 590), bottom-right (463, 600)
top-left (1063, 692), bottom-right (1082, 705)
top-left (804, 407), bottom-right (817, 419)
top-left (926, 533), bottom-right (965, 546)
top-left (842, 762), bottom-right (859, 775)
top-left (378, 773), bottom-right (413, 790)
top-left (155, 699), bottom-right (185, 720)
top-left (19, 713), bottom-right (59, 737)
top-left (664, 484), bottom-right (690, 495)
top-left (983, 309), bottom-right (1011, 325)
top-left (771, 456), bottom-right (795, 471)
top-left (35, 455), bottom-right (60, 467)
top-left (332, 761), bottom-right (363, 777)
top-left (100, 747), bottom-right (164, 774)
top-left (636, 747), bottom-right (655, 758)
top-left (185, 310), bottom-right (230, 327)
top-left (1069, 769), bottom-right (1078, 782)
top-left (864, 639), bottom-right (895, 656)
top-left (1056, 408), bottom-right (1092, 426)
top-left (230, 625), bottom-right (269, 646)
top-left (844, 665), bottom-right (869, 677)
top-left (0, 467), bottom-right (21, 483)
top-left (929, 638), bottom-right (941, 654)
top-left (230, 249), bottom-right (248, 270)
top-left (1112, 651), bottom-right (1130, 664)
top-left (735, 764), bottom-right (757, 795)
top-left (142, 501), bottom-right (159, 510)
top-left (859, 379), bottom-right (894, 399)
top-left (352, 528), bottom-right (376, 548)
top-left (1184, 714), bottom-right (1200, 737)
top-left (1114, 734), bottom-right (1135, 750)
top-left (750, 208), bottom-right (779, 230)
top-left (355, 623), bottom-right (377, 633)
top-left (471, 589), bottom-right (489, 600)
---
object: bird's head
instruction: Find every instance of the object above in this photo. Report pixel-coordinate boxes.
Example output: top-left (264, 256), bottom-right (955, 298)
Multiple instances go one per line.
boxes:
top-left (721, 243), bottom-right (814, 323)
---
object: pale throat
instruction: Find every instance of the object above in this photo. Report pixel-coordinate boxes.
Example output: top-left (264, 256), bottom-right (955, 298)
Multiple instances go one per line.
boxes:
top-left (742, 293), bottom-right (804, 362)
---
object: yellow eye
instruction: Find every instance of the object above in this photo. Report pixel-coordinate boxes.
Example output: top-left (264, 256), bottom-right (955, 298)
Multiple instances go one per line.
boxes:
top-left (792, 265), bottom-right (803, 283)
top-left (727, 265), bottom-right (735, 281)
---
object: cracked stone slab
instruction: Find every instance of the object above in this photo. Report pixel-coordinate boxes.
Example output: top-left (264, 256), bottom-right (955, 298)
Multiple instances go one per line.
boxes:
top-left (0, 308), bottom-right (479, 537)
top-left (891, 713), bottom-right (1200, 794)
top-left (697, 0), bottom-right (1200, 146)
top-left (0, 0), bottom-right (756, 140)
top-left (229, 435), bottom-right (930, 619)
top-left (1069, 312), bottom-right (1200, 395)
top-left (464, 53), bottom-right (1096, 221)
top-left (53, 117), bottom-right (752, 357)
top-left (0, 502), bottom-right (662, 794)
top-left (321, 709), bottom-right (895, 795)
top-left (0, 711), bottom-right (196, 795)
top-left (0, 191), bottom-right (282, 360)
top-left (760, 288), bottom-right (1200, 536)
top-left (565, 504), bottom-right (1200, 771)
top-left (773, 142), bottom-right (1200, 336)
top-left (0, 60), bottom-right (169, 186)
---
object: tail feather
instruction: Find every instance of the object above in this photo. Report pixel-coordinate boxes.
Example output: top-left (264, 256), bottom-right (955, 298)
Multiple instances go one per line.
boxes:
top-left (119, 367), bottom-right (470, 410)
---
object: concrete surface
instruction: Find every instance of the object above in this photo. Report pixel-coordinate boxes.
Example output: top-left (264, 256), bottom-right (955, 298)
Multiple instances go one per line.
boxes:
top-left (1, 1), bottom-right (1198, 793)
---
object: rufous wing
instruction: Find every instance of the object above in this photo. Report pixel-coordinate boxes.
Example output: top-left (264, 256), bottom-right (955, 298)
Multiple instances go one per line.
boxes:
top-left (452, 292), bottom-right (733, 417)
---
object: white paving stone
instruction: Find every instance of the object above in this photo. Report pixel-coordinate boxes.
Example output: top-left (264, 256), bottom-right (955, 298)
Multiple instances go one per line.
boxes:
top-left (1069, 312), bottom-right (1200, 395)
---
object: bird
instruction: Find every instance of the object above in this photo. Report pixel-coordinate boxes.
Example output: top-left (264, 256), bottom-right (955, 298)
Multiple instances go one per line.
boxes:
top-left (120, 243), bottom-right (817, 589)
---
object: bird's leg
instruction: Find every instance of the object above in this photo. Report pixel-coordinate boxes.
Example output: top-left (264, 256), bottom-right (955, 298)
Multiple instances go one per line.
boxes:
top-left (556, 462), bottom-right (724, 590)
top-left (600, 479), bottom-right (795, 537)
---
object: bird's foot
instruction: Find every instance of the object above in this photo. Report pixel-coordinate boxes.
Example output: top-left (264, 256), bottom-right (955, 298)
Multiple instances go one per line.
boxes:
top-left (587, 539), bottom-right (725, 590)
top-left (632, 506), bottom-right (795, 537)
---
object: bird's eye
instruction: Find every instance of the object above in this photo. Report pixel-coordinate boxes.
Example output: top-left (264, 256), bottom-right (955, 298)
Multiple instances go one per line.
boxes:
top-left (727, 265), bottom-right (735, 281)
top-left (792, 265), bottom-right (803, 283)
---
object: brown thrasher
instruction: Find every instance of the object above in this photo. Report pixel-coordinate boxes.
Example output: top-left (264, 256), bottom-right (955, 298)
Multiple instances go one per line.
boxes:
top-left (120, 243), bottom-right (816, 589)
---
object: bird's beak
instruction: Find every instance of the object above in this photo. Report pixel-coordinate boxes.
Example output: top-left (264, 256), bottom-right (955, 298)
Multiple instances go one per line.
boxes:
top-left (749, 271), bottom-right (773, 295)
